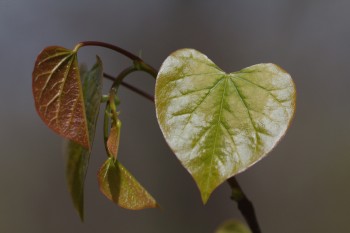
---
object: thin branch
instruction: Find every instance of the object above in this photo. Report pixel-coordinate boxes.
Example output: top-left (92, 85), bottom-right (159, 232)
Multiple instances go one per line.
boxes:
top-left (103, 73), bottom-right (154, 102)
top-left (227, 177), bottom-right (261, 233)
top-left (119, 81), bottom-right (154, 102)
top-left (110, 66), bottom-right (139, 90)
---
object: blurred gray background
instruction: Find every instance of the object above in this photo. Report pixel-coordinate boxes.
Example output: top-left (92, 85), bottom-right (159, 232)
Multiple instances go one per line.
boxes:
top-left (1, 0), bottom-right (349, 232)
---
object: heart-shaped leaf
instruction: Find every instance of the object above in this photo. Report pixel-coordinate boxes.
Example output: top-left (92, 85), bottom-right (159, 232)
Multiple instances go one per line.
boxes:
top-left (215, 220), bottom-right (251, 233)
top-left (155, 49), bottom-right (296, 203)
top-left (98, 158), bottom-right (158, 210)
top-left (65, 57), bottom-right (103, 220)
top-left (32, 46), bottom-right (90, 148)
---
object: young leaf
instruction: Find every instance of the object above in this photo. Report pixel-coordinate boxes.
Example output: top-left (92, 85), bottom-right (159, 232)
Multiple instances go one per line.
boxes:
top-left (155, 49), bottom-right (296, 203)
top-left (215, 220), bottom-right (251, 233)
top-left (107, 120), bottom-right (121, 159)
top-left (98, 158), bottom-right (158, 210)
top-left (32, 46), bottom-right (90, 148)
top-left (65, 57), bottom-right (103, 220)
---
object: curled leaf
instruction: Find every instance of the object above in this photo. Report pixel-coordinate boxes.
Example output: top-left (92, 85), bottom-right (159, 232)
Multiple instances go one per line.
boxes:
top-left (32, 46), bottom-right (90, 148)
top-left (66, 57), bottom-right (103, 220)
top-left (155, 49), bottom-right (296, 203)
top-left (107, 120), bottom-right (121, 159)
top-left (98, 158), bottom-right (158, 210)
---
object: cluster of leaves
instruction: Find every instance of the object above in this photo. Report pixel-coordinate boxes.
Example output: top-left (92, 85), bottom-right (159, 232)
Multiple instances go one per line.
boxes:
top-left (32, 42), bottom-right (295, 231)
top-left (32, 46), bottom-right (158, 220)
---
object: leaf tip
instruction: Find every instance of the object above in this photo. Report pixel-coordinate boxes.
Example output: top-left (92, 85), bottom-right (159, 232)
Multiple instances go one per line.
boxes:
top-left (200, 190), bottom-right (211, 204)
top-left (78, 210), bottom-right (84, 222)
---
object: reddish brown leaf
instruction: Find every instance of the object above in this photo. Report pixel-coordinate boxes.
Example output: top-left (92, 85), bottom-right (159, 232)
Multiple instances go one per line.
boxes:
top-left (32, 46), bottom-right (90, 148)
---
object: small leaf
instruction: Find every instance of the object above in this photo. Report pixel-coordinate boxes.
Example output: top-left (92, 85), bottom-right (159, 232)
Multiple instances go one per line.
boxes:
top-left (66, 57), bottom-right (103, 220)
top-left (155, 49), bottom-right (296, 203)
top-left (98, 158), bottom-right (158, 210)
top-left (32, 46), bottom-right (90, 148)
top-left (215, 220), bottom-right (251, 233)
top-left (107, 120), bottom-right (121, 159)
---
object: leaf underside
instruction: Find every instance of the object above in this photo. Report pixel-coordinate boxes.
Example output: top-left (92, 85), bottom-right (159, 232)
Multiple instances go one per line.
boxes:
top-left (66, 57), bottom-right (103, 220)
top-left (215, 220), bottom-right (251, 233)
top-left (32, 46), bottom-right (90, 148)
top-left (98, 158), bottom-right (158, 210)
top-left (155, 49), bottom-right (296, 203)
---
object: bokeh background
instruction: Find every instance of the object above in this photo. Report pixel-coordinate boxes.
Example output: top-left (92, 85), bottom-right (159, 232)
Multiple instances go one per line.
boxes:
top-left (1, 1), bottom-right (349, 232)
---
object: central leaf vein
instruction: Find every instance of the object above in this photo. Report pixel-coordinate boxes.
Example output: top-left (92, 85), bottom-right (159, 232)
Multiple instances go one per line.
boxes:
top-left (178, 76), bottom-right (225, 132)
top-left (204, 76), bottom-right (229, 194)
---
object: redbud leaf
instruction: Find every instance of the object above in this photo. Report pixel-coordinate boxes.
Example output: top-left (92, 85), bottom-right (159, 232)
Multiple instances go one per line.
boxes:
top-left (32, 46), bottom-right (90, 148)
top-left (98, 158), bottom-right (158, 210)
top-left (155, 49), bottom-right (296, 203)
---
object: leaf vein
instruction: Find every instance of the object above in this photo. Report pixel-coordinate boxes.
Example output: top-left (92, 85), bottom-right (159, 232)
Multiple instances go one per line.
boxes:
top-left (38, 54), bottom-right (72, 101)
top-left (229, 78), bottom-right (259, 150)
top-left (54, 56), bottom-right (75, 127)
top-left (167, 72), bottom-right (223, 85)
top-left (204, 77), bottom-right (229, 195)
top-left (38, 51), bottom-right (71, 65)
top-left (179, 76), bottom-right (225, 132)
top-left (235, 75), bottom-right (291, 108)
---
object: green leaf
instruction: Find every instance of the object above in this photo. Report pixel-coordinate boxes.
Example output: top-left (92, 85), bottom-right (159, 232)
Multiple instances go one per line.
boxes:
top-left (32, 46), bottom-right (90, 148)
top-left (66, 57), bottom-right (103, 220)
top-left (155, 49), bottom-right (296, 203)
top-left (215, 220), bottom-right (251, 233)
top-left (97, 158), bottom-right (158, 210)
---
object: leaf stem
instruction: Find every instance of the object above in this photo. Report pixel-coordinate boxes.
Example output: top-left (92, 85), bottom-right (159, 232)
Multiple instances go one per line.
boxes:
top-left (76, 41), bottom-right (158, 79)
top-left (103, 104), bottom-right (111, 156)
top-left (227, 177), bottom-right (261, 233)
top-left (111, 66), bottom-right (139, 90)
top-left (77, 41), bottom-right (141, 61)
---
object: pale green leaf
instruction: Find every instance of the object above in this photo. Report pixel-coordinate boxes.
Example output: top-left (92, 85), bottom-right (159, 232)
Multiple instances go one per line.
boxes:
top-left (66, 57), bottom-right (103, 220)
top-left (215, 220), bottom-right (251, 233)
top-left (155, 49), bottom-right (296, 203)
top-left (98, 158), bottom-right (158, 210)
